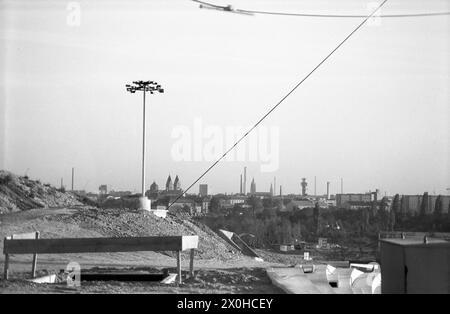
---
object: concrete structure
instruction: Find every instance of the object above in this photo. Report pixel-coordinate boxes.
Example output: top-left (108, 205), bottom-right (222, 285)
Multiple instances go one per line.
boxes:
top-left (380, 238), bottom-right (450, 294)
top-left (199, 184), bottom-right (208, 197)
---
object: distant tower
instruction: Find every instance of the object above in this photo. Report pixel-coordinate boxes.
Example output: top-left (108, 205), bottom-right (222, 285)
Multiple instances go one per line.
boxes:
top-left (340, 178), bottom-right (343, 194)
top-left (166, 175), bottom-right (173, 191)
top-left (314, 176), bottom-right (317, 196)
top-left (326, 182), bottom-right (330, 200)
top-left (279, 185), bottom-right (282, 196)
top-left (174, 175), bottom-right (181, 190)
top-left (250, 178), bottom-right (256, 195)
top-left (270, 183), bottom-right (273, 196)
top-left (301, 178), bottom-right (307, 196)
top-left (243, 167), bottom-right (247, 195)
top-left (240, 174), bottom-right (243, 194)
top-left (274, 177), bottom-right (276, 196)
top-left (71, 167), bottom-right (74, 191)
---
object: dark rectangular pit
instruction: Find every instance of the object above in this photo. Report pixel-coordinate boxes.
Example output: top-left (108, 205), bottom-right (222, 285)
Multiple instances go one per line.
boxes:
top-left (80, 272), bottom-right (166, 282)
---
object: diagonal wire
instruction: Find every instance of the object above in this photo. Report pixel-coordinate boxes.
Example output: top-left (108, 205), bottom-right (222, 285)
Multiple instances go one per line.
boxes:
top-left (236, 9), bottom-right (450, 18)
top-left (192, 0), bottom-right (450, 18)
top-left (167, 0), bottom-right (389, 211)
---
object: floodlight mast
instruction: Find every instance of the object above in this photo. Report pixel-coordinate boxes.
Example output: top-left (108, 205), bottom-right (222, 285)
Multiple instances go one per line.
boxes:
top-left (125, 81), bottom-right (164, 210)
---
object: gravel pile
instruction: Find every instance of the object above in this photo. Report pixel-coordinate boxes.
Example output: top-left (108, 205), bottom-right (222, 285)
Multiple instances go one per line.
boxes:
top-left (49, 207), bottom-right (243, 261)
top-left (0, 170), bottom-right (82, 213)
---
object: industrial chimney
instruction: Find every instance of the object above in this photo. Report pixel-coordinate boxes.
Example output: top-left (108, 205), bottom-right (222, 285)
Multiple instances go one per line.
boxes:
top-left (240, 174), bottom-right (243, 194)
top-left (326, 181), bottom-right (330, 200)
top-left (243, 167), bottom-right (247, 195)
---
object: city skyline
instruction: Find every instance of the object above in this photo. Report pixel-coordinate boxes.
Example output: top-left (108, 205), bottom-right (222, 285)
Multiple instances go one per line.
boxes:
top-left (1, 0), bottom-right (449, 196)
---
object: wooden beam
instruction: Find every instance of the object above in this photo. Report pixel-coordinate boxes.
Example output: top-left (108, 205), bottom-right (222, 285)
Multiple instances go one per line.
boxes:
top-left (6, 232), bottom-right (39, 240)
top-left (177, 251), bottom-right (182, 284)
top-left (4, 236), bottom-right (198, 255)
top-left (189, 249), bottom-right (195, 277)
top-left (3, 253), bottom-right (9, 280)
top-left (31, 232), bottom-right (40, 278)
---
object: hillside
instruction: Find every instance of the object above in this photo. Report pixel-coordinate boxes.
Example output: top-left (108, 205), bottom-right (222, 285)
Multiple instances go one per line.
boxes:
top-left (0, 170), bottom-right (82, 213)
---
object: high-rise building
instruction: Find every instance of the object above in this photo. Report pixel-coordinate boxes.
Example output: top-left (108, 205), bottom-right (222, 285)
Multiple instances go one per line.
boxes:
top-left (199, 184), bottom-right (208, 197)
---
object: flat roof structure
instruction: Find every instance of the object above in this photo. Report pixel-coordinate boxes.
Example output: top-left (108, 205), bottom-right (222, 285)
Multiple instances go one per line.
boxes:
top-left (380, 237), bottom-right (450, 294)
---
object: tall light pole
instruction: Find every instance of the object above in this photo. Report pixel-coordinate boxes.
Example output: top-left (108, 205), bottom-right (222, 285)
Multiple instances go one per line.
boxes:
top-left (126, 80), bottom-right (164, 210)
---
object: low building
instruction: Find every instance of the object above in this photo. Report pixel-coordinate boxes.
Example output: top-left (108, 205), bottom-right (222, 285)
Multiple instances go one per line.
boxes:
top-left (318, 238), bottom-right (328, 248)
top-left (284, 200), bottom-right (315, 212)
top-left (343, 201), bottom-right (372, 210)
top-left (336, 193), bottom-right (375, 208)
top-left (380, 237), bottom-right (450, 294)
top-left (400, 195), bottom-right (450, 216)
top-left (219, 196), bottom-right (246, 209)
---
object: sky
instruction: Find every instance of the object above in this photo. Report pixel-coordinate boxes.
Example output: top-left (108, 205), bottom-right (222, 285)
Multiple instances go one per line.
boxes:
top-left (1, 0), bottom-right (449, 196)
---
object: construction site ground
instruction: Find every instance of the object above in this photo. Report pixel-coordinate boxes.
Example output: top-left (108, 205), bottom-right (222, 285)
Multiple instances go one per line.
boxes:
top-left (0, 207), bottom-right (287, 294)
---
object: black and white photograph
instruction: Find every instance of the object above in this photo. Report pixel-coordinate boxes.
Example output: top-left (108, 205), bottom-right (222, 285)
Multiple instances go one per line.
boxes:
top-left (0, 0), bottom-right (449, 299)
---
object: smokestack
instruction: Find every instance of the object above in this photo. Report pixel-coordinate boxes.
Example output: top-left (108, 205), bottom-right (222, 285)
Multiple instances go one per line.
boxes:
top-left (280, 185), bottom-right (282, 196)
top-left (326, 181), bottom-right (330, 200)
top-left (243, 167), bottom-right (247, 195)
top-left (274, 177), bottom-right (276, 195)
top-left (71, 167), bottom-right (74, 191)
top-left (61, 178), bottom-right (64, 190)
top-left (314, 176), bottom-right (317, 196)
top-left (340, 178), bottom-right (343, 194)
top-left (240, 174), bottom-right (243, 194)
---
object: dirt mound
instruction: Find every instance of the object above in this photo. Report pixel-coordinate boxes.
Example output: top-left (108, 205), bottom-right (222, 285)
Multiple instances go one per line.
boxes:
top-left (0, 170), bottom-right (82, 213)
top-left (47, 207), bottom-right (242, 261)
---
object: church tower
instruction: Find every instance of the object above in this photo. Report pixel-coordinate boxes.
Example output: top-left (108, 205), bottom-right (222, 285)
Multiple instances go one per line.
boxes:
top-left (166, 175), bottom-right (173, 191)
top-left (174, 175), bottom-right (181, 191)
